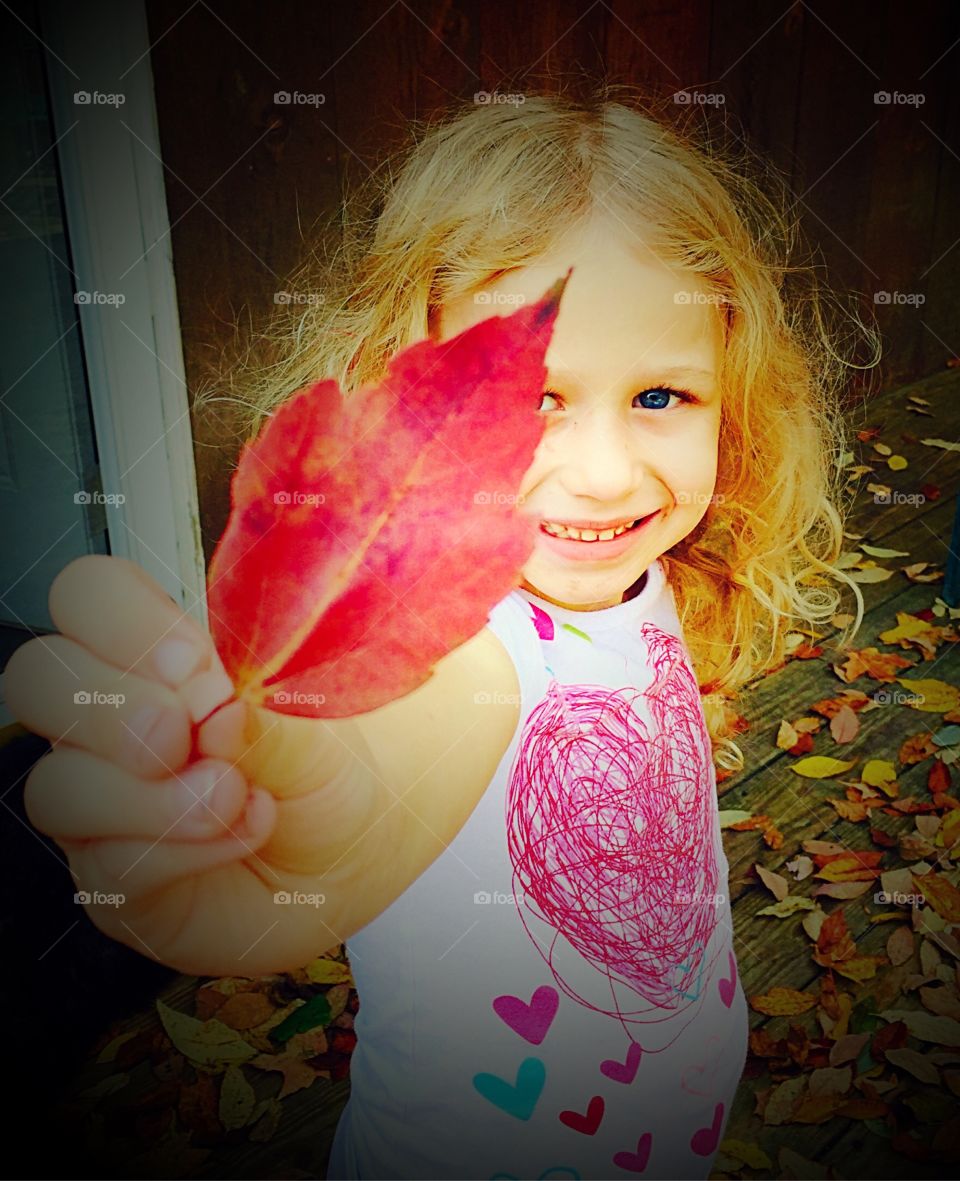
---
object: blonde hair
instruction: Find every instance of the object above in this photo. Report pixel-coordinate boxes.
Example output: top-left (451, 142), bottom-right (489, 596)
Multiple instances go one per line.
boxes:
top-left (197, 81), bottom-right (880, 765)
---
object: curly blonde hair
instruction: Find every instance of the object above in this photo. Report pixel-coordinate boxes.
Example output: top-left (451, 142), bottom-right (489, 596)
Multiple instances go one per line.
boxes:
top-left (196, 81), bottom-right (880, 765)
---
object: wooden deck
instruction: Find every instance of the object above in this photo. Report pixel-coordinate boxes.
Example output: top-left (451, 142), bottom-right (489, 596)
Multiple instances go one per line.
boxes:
top-left (7, 368), bottom-right (960, 1180)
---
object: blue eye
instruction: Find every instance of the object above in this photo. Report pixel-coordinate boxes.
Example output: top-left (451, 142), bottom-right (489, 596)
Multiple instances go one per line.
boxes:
top-left (538, 386), bottom-right (696, 412)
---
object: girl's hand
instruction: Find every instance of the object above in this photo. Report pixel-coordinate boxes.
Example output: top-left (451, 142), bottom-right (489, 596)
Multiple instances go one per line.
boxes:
top-left (3, 554), bottom-right (389, 977)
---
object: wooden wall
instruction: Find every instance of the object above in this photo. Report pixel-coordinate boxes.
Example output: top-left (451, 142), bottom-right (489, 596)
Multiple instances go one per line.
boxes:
top-left (145, 0), bottom-right (960, 562)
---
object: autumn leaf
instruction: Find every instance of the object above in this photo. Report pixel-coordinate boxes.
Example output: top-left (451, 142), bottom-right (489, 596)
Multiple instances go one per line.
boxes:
top-left (790, 755), bottom-right (856, 779)
top-left (206, 273), bottom-right (570, 718)
top-left (749, 986), bottom-right (819, 1016)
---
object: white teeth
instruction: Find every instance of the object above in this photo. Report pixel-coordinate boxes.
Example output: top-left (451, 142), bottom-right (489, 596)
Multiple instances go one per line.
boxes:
top-left (541, 519), bottom-right (637, 541)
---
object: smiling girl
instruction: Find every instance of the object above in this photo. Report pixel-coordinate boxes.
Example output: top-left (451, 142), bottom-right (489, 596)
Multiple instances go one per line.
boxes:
top-left (6, 85), bottom-right (875, 1180)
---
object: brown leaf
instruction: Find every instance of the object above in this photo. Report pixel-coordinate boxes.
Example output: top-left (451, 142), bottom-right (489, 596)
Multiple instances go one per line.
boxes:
top-left (750, 986), bottom-right (819, 1016)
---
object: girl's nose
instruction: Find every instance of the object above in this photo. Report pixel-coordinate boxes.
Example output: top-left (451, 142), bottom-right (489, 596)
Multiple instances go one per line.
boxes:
top-left (558, 407), bottom-right (644, 502)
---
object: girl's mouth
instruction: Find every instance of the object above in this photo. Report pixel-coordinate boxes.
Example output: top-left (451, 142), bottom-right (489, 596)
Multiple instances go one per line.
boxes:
top-left (536, 511), bottom-right (660, 561)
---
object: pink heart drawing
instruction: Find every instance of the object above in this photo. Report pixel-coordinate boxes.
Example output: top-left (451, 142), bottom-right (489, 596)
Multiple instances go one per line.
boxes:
top-left (493, 985), bottom-right (559, 1045)
top-left (612, 1132), bottom-right (653, 1174)
top-left (718, 951), bottom-right (737, 1008)
top-left (680, 1035), bottom-right (722, 1097)
top-left (600, 1041), bottom-right (643, 1084)
top-left (559, 1094), bottom-right (604, 1135)
top-left (690, 1101), bottom-right (724, 1157)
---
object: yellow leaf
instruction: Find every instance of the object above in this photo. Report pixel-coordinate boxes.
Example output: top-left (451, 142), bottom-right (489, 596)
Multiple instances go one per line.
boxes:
top-left (305, 958), bottom-right (354, 985)
top-left (719, 1140), bottom-right (773, 1169)
top-left (849, 567), bottom-right (895, 583)
top-left (887, 455), bottom-right (908, 470)
top-left (790, 755), bottom-right (856, 779)
top-left (862, 759), bottom-right (897, 788)
top-left (834, 955), bottom-right (885, 982)
top-left (757, 896), bottom-right (817, 918)
top-left (879, 614), bottom-right (931, 643)
top-left (895, 678), bottom-right (960, 713)
top-left (750, 986), bottom-right (818, 1016)
top-left (156, 999), bottom-right (258, 1073)
top-left (219, 1064), bottom-right (257, 1130)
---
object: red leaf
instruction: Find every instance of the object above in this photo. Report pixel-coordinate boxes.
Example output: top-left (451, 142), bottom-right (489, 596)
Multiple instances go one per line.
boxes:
top-left (207, 272), bottom-right (571, 717)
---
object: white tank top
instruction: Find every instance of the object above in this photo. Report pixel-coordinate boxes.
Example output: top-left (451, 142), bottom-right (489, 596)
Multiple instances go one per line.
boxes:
top-left (327, 559), bottom-right (749, 1180)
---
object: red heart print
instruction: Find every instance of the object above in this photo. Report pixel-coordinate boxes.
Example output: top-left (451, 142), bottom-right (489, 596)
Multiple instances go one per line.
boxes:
top-left (690, 1101), bottom-right (724, 1157)
top-left (559, 1094), bottom-right (604, 1135)
top-left (612, 1132), bottom-right (653, 1174)
top-left (718, 951), bottom-right (737, 1008)
top-left (600, 1041), bottom-right (642, 1083)
top-left (492, 985), bottom-right (559, 1045)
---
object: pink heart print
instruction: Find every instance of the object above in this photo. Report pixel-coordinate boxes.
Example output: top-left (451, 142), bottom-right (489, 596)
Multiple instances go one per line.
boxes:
top-left (612, 1132), bottom-right (653, 1174)
top-left (493, 985), bottom-right (560, 1045)
top-left (600, 1041), bottom-right (643, 1083)
top-left (718, 950), bottom-right (737, 1008)
top-left (689, 1102), bottom-right (724, 1157)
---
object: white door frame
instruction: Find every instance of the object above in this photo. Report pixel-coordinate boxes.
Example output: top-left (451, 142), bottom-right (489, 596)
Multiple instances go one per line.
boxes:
top-left (39, 0), bottom-right (208, 627)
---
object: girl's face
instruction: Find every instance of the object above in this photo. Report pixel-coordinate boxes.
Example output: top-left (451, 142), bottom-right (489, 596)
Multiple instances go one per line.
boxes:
top-left (436, 214), bottom-right (724, 611)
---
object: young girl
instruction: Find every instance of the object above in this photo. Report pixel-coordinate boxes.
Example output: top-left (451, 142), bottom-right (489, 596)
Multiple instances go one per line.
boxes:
top-left (6, 85), bottom-right (873, 1180)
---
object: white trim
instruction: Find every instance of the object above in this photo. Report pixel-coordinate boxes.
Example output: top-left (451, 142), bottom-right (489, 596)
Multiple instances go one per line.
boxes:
top-left (39, 0), bottom-right (208, 627)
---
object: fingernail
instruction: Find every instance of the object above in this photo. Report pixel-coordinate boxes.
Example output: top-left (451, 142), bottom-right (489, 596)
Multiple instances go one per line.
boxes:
top-left (126, 704), bottom-right (164, 753)
top-left (180, 666), bottom-right (236, 725)
top-left (154, 638), bottom-right (205, 685)
top-left (175, 764), bottom-right (221, 832)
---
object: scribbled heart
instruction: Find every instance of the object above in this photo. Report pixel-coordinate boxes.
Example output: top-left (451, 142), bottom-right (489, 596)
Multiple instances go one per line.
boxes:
top-left (612, 1132), bottom-right (653, 1174)
top-left (600, 1041), bottom-right (643, 1083)
top-left (718, 950), bottom-right (737, 1008)
top-left (690, 1101), bottom-right (724, 1156)
top-left (473, 1057), bottom-right (546, 1120)
top-left (493, 985), bottom-right (559, 1045)
top-left (559, 1094), bottom-right (604, 1135)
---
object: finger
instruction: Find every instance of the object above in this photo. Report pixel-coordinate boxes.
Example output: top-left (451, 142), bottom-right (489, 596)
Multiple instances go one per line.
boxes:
top-left (48, 555), bottom-right (231, 702)
top-left (24, 747), bottom-right (249, 842)
top-left (4, 634), bottom-right (191, 777)
top-left (64, 787), bottom-right (278, 899)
